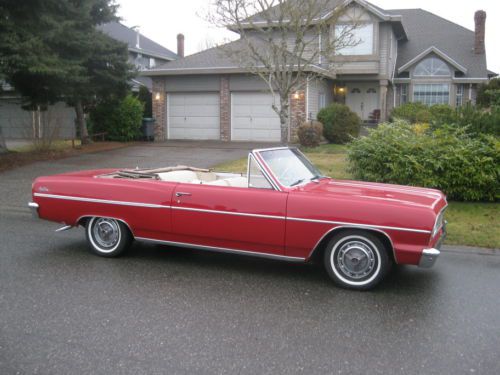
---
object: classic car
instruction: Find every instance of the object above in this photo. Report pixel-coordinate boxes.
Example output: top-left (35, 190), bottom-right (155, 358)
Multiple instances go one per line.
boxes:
top-left (29, 147), bottom-right (447, 290)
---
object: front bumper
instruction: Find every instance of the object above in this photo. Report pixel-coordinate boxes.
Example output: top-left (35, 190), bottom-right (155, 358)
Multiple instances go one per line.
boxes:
top-left (418, 221), bottom-right (447, 268)
top-left (28, 202), bottom-right (39, 219)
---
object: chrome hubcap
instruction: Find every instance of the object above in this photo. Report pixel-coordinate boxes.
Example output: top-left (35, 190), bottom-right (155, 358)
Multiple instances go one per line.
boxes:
top-left (336, 241), bottom-right (376, 280)
top-left (92, 218), bottom-right (120, 249)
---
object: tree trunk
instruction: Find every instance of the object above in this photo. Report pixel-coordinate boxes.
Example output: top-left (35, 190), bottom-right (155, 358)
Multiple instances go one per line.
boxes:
top-left (279, 96), bottom-right (290, 145)
top-left (0, 126), bottom-right (7, 154)
top-left (75, 99), bottom-right (89, 145)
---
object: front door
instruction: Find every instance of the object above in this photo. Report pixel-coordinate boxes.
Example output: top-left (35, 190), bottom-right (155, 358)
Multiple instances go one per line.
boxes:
top-left (346, 83), bottom-right (379, 121)
top-left (170, 184), bottom-right (288, 255)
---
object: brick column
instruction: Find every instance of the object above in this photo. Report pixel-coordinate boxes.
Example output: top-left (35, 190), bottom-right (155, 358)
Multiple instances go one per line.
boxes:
top-left (220, 75), bottom-right (231, 141)
top-left (289, 90), bottom-right (306, 143)
top-left (152, 78), bottom-right (166, 141)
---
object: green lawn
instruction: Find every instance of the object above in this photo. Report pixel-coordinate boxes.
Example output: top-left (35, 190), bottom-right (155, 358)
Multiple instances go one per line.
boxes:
top-left (214, 144), bottom-right (499, 249)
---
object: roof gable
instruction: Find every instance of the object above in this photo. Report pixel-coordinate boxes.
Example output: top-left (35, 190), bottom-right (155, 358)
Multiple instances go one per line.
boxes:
top-left (398, 46), bottom-right (468, 74)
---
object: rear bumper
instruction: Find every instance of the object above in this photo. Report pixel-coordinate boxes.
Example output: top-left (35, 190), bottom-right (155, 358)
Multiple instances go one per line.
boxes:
top-left (419, 221), bottom-right (447, 268)
top-left (28, 202), bottom-right (39, 219)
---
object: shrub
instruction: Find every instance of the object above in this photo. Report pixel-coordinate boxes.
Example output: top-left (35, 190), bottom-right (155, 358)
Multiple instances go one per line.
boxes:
top-left (477, 78), bottom-right (500, 107)
top-left (137, 86), bottom-right (153, 118)
top-left (456, 103), bottom-right (500, 136)
top-left (317, 103), bottom-right (360, 144)
top-left (390, 102), bottom-right (429, 123)
top-left (90, 95), bottom-right (144, 141)
top-left (429, 104), bottom-right (457, 126)
top-left (348, 121), bottom-right (500, 201)
top-left (297, 120), bottom-right (323, 147)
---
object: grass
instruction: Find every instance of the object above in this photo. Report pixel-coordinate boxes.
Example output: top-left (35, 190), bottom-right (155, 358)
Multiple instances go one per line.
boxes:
top-left (213, 143), bottom-right (499, 249)
top-left (0, 140), bottom-right (128, 173)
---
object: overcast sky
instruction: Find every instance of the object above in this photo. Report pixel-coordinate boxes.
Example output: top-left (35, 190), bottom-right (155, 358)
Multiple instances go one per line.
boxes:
top-left (117, 0), bottom-right (500, 74)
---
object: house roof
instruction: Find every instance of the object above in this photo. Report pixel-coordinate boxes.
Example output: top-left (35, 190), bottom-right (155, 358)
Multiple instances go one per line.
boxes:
top-left (386, 9), bottom-right (489, 79)
top-left (142, 37), bottom-right (335, 78)
top-left (98, 22), bottom-right (177, 61)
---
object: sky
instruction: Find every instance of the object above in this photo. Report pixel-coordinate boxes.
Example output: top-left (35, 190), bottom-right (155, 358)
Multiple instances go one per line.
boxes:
top-left (117, 0), bottom-right (500, 74)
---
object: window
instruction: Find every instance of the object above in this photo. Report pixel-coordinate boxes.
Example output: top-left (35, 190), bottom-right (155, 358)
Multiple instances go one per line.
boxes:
top-left (414, 57), bottom-right (451, 77)
top-left (248, 156), bottom-right (272, 189)
top-left (413, 84), bottom-right (450, 106)
top-left (456, 84), bottom-right (464, 107)
top-left (335, 23), bottom-right (374, 56)
top-left (318, 93), bottom-right (327, 110)
top-left (149, 58), bottom-right (156, 69)
top-left (399, 84), bottom-right (408, 104)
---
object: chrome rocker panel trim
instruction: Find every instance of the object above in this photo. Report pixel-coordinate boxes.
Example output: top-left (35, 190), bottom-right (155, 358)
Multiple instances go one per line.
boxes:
top-left (135, 237), bottom-right (306, 263)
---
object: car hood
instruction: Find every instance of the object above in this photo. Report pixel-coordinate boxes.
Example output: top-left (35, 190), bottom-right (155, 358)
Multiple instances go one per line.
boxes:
top-left (301, 179), bottom-right (447, 212)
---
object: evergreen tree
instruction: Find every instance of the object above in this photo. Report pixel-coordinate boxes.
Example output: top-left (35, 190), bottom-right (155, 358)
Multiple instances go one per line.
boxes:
top-left (0, 0), bottom-right (132, 143)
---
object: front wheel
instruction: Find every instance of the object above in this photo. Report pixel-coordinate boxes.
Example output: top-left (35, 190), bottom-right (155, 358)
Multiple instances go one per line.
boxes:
top-left (324, 230), bottom-right (389, 290)
top-left (85, 217), bottom-right (132, 257)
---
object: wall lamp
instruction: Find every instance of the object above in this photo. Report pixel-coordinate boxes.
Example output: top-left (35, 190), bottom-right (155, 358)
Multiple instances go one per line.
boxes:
top-left (154, 92), bottom-right (161, 101)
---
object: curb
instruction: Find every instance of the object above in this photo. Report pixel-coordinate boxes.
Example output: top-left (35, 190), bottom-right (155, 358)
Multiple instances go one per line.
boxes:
top-left (441, 245), bottom-right (500, 256)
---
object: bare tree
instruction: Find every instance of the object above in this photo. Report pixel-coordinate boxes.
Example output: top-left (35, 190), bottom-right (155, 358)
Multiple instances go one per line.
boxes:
top-left (207, 0), bottom-right (360, 143)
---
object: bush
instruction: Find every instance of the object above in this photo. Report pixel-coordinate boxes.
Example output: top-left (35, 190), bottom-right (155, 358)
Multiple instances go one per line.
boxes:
top-left (456, 103), bottom-right (500, 136)
top-left (317, 103), bottom-right (360, 144)
top-left (137, 86), bottom-right (153, 118)
top-left (429, 104), bottom-right (457, 126)
top-left (390, 102), bottom-right (430, 123)
top-left (477, 78), bottom-right (500, 107)
top-left (90, 94), bottom-right (144, 141)
top-left (297, 120), bottom-right (323, 147)
top-left (348, 121), bottom-right (500, 201)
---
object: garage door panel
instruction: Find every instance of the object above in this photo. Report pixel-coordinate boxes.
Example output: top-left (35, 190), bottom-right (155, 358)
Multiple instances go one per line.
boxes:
top-left (168, 93), bottom-right (220, 140)
top-left (231, 92), bottom-right (281, 142)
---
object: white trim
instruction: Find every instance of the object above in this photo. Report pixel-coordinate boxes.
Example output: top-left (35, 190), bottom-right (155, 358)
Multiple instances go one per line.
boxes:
top-left (287, 217), bottom-right (432, 234)
top-left (398, 46), bottom-right (467, 74)
top-left (135, 237), bottom-right (306, 262)
top-left (33, 193), bottom-right (170, 209)
top-left (306, 78), bottom-right (310, 119)
top-left (171, 206), bottom-right (285, 220)
top-left (166, 93), bottom-right (170, 140)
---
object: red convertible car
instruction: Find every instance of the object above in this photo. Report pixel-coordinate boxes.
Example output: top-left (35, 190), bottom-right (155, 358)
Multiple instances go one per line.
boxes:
top-left (29, 147), bottom-right (447, 290)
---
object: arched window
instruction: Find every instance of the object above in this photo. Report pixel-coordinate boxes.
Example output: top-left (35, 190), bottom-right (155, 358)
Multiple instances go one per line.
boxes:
top-left (414, 57), bottom-right (451, 77)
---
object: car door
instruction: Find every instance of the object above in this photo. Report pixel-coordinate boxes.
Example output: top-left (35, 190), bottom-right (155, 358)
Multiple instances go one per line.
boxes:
top-left (170, 158), bottom-right (287, 256)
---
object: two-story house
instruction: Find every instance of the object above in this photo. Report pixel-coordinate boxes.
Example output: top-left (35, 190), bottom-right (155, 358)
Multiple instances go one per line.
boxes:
top-left (144, 0), bottom-right (495, 143)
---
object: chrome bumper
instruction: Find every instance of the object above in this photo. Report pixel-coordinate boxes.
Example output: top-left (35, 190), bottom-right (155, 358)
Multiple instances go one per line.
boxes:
top-left (28, 202), bottom-right (39, 219)
top-left (419, 221), bottom-right (446, 268)
top-left (419, 248), bottom-right (440, 268)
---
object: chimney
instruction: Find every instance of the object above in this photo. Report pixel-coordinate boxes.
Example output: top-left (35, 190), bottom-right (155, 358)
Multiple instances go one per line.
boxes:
top-left (177, 34), bottom-right (185, 58)
top-left (474, 10), bottom-right (486, 54)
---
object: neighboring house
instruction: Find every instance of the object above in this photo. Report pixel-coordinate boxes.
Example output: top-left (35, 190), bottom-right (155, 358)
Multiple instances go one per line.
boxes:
top-left (144, 0), bottom-right (496, 142)
top-left (0, 22), bottom-right (178, 140)
top-left (97, 22), bottom-right (179, 91)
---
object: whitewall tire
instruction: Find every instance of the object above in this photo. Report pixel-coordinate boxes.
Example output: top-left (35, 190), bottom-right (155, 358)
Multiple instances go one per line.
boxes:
top-left (85, 217), bottom-right (132, 257)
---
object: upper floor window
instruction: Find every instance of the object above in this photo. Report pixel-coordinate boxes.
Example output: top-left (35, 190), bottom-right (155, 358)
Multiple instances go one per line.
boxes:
top-left (335, 23), bottom-right (374, 56)
top-left (414, 57), bottom-right (451, 77)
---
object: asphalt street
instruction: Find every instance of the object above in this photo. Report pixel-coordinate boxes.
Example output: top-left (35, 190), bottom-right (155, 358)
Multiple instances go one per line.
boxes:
top-left (1, 142), bottom-right (499, 375)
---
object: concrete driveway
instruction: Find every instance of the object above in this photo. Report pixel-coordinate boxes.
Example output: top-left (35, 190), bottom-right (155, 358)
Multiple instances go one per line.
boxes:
top-left (1, 141), bottom-right (500, 374)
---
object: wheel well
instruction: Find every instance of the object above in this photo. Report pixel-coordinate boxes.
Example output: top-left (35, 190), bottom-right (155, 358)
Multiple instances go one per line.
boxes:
top-left (309, 227), bottom-right (396, 264)
top-left (77, 216), bottom-right (134, 237)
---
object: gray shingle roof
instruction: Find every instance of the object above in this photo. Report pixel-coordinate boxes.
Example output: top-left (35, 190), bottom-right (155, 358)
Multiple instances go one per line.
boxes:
top-left (386, 9), bottom-right (488, 79)
top-left (98, 22), bottom-right (177, 61)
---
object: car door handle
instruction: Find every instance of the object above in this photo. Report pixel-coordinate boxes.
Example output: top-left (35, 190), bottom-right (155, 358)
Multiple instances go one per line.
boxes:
top-left (175, 192), bottom-right (192, 197)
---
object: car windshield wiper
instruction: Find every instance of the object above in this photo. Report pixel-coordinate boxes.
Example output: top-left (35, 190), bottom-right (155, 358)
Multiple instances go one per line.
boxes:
top-left (290, 179), bottom-right (306, 187)
top-left (311, 174), bottom-right (326, 181)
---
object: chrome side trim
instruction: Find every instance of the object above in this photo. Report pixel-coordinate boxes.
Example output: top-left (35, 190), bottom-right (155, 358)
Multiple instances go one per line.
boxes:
top-left (33, 193), bottom-right (170, 209)
top-left (55, 225), bottom-right (73, 232)
top-left (135, 237), bottom-right (306, 263)
top-left (28, 202), bottom-right (39, 219)
top-left (171, 206), bottom-right (286, 220)
top-left (307, 225), bottom-right (397, 262)
top-left (287, 216), bottom-right (432, 234)
top-left (418, 248), bottom-right (440, 268)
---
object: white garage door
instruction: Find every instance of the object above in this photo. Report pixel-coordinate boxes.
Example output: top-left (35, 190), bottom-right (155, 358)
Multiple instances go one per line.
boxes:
top-left (231, 92), bottom-right (281, 142)
top-left (168, 93), bottom-right (220, 140)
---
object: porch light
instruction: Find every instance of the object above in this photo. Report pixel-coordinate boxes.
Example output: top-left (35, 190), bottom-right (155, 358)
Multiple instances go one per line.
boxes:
top-left (293, 91), bottom-right (301, 100)
top-left (154, 92), bottom-right (161, 101)
top-left (338, 87), bottom-right (346, 94)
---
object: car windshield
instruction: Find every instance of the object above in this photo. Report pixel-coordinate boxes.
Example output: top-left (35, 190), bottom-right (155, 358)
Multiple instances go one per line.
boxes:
top-left (258, 148), bottom-right (323, 187)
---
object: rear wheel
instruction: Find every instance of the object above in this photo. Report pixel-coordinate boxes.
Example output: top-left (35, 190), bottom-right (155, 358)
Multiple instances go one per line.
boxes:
top-left (85, 217), bottom-right (132, 257)
top-left (324, 230), bottom-right (389, 290)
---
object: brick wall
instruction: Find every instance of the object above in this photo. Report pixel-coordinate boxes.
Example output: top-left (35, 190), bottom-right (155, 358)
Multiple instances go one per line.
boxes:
top-left (289, 90), bottom-right (306, 142)
top-left (152, 78), bottom-right (166, 141)
top-left (220, 76), bottom-right (230, 141)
